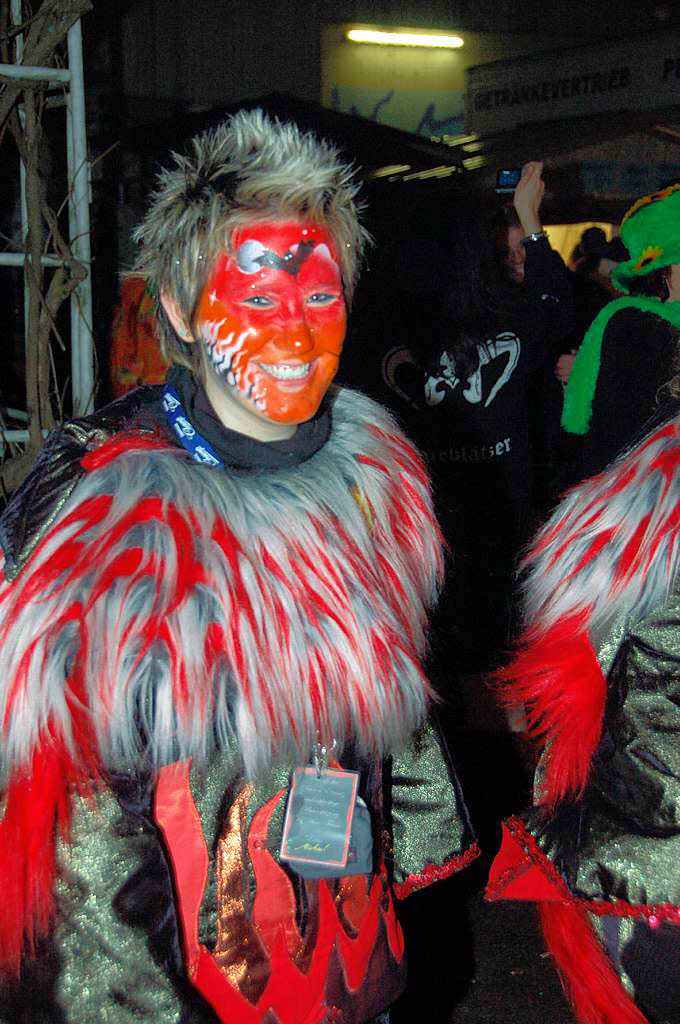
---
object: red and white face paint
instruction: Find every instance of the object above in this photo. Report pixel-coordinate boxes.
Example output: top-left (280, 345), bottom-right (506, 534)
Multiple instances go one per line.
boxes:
top-left (194, 221), bottom-right (346, 426)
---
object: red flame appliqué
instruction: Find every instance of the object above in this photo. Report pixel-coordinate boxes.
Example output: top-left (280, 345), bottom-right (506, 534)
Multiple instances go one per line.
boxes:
top-left (155, 761), bottom-right (404, 1023)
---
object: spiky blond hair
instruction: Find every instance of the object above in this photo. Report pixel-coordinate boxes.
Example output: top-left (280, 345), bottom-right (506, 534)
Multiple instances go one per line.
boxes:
top-left (131, 108), bottom-right (368, 372)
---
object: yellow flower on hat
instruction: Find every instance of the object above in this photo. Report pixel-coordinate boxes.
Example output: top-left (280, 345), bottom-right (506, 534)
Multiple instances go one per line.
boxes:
top-left (612, 181), bottom-right (680, 293)
top-left (634, 245), bottom-right (663, 272)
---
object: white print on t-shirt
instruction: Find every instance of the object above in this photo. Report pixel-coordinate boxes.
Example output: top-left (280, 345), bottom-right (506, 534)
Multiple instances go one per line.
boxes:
top-left (424, 332), bottom-right (520, 408)
top-left (431, 436), bottom-right (511, 463)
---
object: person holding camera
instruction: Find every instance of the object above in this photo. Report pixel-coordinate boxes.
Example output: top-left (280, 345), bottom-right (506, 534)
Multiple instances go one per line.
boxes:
top-left (422, 161), bottom-right (572, 694)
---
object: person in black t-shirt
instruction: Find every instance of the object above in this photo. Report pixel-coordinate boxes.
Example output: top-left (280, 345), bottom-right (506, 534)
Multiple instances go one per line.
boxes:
top-left (420, 163), bottom-right (573, 692)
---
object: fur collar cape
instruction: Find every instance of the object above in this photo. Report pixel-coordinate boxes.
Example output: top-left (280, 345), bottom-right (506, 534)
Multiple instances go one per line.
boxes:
top-left (0, 386), bottom-right (443, 783)
top-left (0, 385), bottom-right (443, 972)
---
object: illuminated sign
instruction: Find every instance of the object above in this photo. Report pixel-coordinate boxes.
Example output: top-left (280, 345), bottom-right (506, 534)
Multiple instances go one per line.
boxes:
top-left (466, 35), bottom-right (680, 135)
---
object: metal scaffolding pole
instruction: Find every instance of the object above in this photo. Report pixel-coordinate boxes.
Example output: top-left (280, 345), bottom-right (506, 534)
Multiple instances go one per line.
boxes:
top-left (66, 16), bottom-right (94, 415)
top-left (1, 1), bottom-right (94, 452)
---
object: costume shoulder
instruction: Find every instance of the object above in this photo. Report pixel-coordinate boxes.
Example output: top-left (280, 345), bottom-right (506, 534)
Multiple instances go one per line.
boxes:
top-left (504, 412), bottom-right (680, 806)
top-left (330, 382), bottom-right (413, 437)
top-left (329, 385), bottom-right (442, 579)
top-left (330, 383), bottom-right (423, 457)
top-left (0, 385), bottom-right (165, 581)
top-left (525, 412), bottom-right (680, 638)
top-left (599, 306), bottom-right (676, 380)
top-left (605, 302), bottom-right (678, 332)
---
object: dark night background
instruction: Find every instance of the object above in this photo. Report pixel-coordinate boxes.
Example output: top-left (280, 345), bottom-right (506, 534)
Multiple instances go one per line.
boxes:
top-left (2, 2), bottom-right (679, 1020)
top-left (83, 1), bottom-right (680, 128)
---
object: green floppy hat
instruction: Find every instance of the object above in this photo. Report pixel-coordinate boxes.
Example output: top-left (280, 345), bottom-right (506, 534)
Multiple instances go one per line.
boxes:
top-left (562, 182), bottom-right (680, 435)
top-left (612, 182), bottom-right (680, 293)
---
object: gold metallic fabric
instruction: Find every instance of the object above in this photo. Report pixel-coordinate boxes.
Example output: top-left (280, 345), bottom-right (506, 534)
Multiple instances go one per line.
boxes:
top-left (51, 787), bottom-right (191, 1023)
top-left (572, 590), bottom-right (680, 906)
top-left (390, 719), bottom-right (474, 886)
top-left (212, 782), bottom-right (272, 1003)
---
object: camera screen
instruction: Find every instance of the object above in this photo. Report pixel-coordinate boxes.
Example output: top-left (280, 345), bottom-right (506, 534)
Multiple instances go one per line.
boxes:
top-left (496, 169), bottom-right (521, 188)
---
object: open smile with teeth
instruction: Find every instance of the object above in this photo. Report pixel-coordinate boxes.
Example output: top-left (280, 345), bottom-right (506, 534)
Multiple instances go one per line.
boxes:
top-left (258, 362), bottom-right (312, 380)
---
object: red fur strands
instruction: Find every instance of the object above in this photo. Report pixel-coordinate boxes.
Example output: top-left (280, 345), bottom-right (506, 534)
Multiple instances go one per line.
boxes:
top-left (0, 729), bottom-right (95, 975)
top-left (0, 558), bottom-right (100, 974)
top-left (0, 744), bottom-right (71, 973)
top-left (540, 902), bottom-right (648, 1024)
top-left (0, 385), bottom-right (439, 785)
top-left (497, 611), bottom-right (606, 808)
top-left (521, 417), bottom-right (680, 649)
top-left (360, 425), bottom-right (445, 634)
top-left (502, 417), bottom-right (680, 808)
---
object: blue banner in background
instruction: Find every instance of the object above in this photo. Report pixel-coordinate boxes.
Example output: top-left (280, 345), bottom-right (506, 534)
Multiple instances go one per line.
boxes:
top-left (329, 84), bottom-right (465, 138)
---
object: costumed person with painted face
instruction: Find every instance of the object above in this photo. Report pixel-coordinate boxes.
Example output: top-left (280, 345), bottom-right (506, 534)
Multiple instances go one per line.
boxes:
top-left (562, 183), bottom-right (680, 484)
top-left (0, 110), bottom-right (477, 1023)
top-left (486, 203), bottom-right (680, 1024)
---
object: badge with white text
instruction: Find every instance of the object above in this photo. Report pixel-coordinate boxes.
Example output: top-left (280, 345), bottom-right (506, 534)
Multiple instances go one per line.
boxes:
top-left (280, 767), bottom-right (361, 877)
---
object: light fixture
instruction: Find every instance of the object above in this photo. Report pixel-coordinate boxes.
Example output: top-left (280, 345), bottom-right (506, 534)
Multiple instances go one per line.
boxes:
top-left (402, 166), bottom-right (461, 181)
top-left (372, 164), bottom-right (412, 178)
top-left (346, 29), bottom-right (463, 48)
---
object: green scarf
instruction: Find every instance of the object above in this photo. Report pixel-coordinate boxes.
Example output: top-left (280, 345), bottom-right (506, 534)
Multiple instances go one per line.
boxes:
top-left (561, 296), bottom-right (680, 435)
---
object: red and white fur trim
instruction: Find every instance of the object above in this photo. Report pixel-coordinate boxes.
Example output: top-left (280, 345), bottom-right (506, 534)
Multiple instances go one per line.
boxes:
top-left (503, 417), bottom-right (680, 806)
top-left (0, 387), bottom-right (442, 779)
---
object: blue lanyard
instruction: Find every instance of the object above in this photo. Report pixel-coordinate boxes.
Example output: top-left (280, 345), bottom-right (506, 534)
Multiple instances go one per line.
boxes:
top-left (162, 386), bottom-right (223, 467)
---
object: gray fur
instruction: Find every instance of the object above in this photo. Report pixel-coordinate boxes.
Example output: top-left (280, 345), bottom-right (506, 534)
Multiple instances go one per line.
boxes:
top-left (523, 419), bottom-right (680, 642)
top-left (0, 389), bottom-right (440, 781)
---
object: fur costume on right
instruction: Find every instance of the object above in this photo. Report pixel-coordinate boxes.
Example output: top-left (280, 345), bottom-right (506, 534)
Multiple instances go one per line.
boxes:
top-left (487, 415), bottom-right (680, 1023)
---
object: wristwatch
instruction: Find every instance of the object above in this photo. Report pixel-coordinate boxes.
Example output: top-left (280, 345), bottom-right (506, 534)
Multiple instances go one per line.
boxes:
top-left (522, 230), bottom-right (546, 244)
